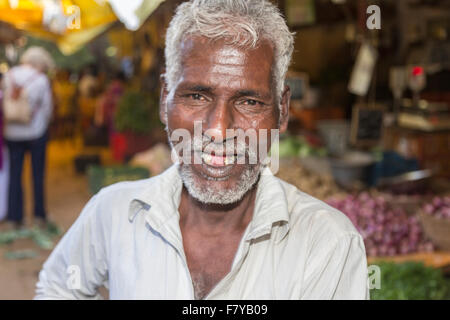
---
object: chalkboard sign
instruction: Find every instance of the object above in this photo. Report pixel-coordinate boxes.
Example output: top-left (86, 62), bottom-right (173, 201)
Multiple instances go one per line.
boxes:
top-left (350, 104), bottom-right (384, 146)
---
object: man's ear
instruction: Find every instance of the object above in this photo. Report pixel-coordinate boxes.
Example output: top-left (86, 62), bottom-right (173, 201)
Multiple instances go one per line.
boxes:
top-left (279, 85), bottom-right (290, 134)
top-left (159, 72), bottom-right (168, 125)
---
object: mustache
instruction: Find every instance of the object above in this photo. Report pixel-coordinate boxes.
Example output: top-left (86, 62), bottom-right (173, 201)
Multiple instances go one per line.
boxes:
top-left (192, 136), bottom-right (249, 156)
top-left (168, 132), bottom-right (256, 158)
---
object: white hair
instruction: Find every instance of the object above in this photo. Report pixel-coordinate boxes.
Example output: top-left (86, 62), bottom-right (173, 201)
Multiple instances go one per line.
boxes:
top-left (20, 46), bottom-right (55, 73)
top-left (164, 0), bottom-right (294, 99)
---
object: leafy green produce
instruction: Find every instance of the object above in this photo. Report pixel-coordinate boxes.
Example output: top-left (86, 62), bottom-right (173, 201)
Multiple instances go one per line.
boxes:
top-left (277, 135), bottom-right (327, 158)
top-left (370, 262), bottom-right (450, 300)
top-left (0, 223), bottom-right (62, 250)
top-left (4, 250), bottom-right (38, 260)
top-left (114, 91), bottom-right (161, 134)
top-left (87, 165), bottom-right (150, 194)
top-left (31, 231), bottom-right (54, 250)
top-left (44, 221), bottom-right (62, 238)
top-left (0, 229), bottom-right (33, 245)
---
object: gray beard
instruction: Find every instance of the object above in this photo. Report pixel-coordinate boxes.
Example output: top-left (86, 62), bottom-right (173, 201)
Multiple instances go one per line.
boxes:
top-left (178, 163), bottom-right (262, 205)
top-left (166, 125), bottom-right (263, 205)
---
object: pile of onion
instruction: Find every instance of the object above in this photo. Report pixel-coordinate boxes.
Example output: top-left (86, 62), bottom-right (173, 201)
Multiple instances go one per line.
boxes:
top-left (326, 192), bottom-right (434, 257)
top-left (423, 196), bottom-right (450, 219)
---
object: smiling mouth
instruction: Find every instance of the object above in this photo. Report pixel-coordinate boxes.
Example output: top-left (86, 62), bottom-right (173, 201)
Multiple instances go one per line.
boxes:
top-left (189, 151), bottom-right (239, 180)
top-left (201, 152), bottom-right (236, 166)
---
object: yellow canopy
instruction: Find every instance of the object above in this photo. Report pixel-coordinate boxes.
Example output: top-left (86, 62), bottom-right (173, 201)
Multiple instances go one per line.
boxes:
top-left (0, 0), bottom-right (117, 54)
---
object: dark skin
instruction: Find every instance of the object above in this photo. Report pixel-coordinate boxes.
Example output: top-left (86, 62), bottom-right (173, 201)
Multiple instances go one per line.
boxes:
top-left (160, 36), bottom-right (290, 299)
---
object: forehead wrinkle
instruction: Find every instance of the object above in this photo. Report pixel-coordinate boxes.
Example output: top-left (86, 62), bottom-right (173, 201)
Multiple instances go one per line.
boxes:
top-left (210, 64), bottom-right (244, 77)
top-left (179, 38), bottom-right (275, 98)
top-left (211, 46), bottom-right (245, 64)
top-left (205, 46), bottom-right (247, 77)
top-left (181, 65), bottom-right (272, 99)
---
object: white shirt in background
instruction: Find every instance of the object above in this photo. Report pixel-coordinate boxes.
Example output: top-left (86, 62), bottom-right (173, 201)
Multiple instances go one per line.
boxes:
top-left (3, 65), bottom-right (53, 141)
top-left (35, 164), bottom-right (370, 300)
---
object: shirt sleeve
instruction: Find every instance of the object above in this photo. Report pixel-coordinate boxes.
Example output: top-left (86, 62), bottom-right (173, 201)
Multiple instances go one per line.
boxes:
top-left (300, 233), bottom-right (370, 300)
top-left (34, 194), bottom-right (109, 300)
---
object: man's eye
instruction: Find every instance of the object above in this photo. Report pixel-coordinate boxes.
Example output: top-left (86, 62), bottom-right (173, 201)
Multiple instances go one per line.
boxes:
top-left (243, 99), bottom-right (260, 106)
top-left (189, 93), bottom-right (205, 100)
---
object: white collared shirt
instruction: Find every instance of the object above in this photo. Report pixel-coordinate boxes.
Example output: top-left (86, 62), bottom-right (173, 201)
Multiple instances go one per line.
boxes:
top-left (35, 164), bottom-right (370, 300)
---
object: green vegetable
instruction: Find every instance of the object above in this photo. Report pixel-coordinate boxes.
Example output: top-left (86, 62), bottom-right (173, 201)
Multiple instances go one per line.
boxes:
top-left (370, 262), bottom-right (450, 300)
top-left (44, 221), bottom-right (62, 238)
top-left (87, 165), bottom-right (150, 194)
top-left (4, 250), bottom-right (38, 260)
top-left (0, 224), bottom-right (63, 250)
top-left (278, 135), bottom-right (327, 158)
top-left (0, 229), bottom-right (33, 245)
top-left (114, 91), bottom-right (161, 134)
top-left (278, 136), bottom-right (301, 158)
top-left (31, 230), bottom-right (54, 250)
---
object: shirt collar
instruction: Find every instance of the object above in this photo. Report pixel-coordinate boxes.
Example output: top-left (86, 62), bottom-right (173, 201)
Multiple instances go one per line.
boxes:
top-left (245, 166), bottom-right (290, 243)
top-left (129, 164), bottom-right (290, 244)
top-left (129, 164), bottom-right (182, 227)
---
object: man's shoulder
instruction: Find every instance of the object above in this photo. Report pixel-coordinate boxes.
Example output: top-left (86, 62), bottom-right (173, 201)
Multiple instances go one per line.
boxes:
top-left (275, 176), bottom-right (361, 243)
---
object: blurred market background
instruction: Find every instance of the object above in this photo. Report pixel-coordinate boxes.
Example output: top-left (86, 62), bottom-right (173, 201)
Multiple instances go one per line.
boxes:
top-left (0, 0), bottom-right (449, 299)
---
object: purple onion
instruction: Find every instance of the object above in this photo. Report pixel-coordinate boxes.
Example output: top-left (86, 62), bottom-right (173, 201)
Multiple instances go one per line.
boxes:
top-left (326, 193), bottom-right (435, 256)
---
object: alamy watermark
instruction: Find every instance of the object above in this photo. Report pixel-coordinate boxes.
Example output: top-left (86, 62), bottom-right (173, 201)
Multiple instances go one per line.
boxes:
top-left (366, 5), bottom-right (381, 30)
top-left (368, 264), bottom-right (381, 290)
top-left (168, 120), bottom-right (280, 174)
top-left (66, 5), bottom-right (81, 30)
top-left (66, 265), bottom-right (81, 290)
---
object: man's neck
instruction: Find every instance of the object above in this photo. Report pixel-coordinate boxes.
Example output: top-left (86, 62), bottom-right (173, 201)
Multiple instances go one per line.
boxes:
top-left (179, 186), bottom-right (257, 237)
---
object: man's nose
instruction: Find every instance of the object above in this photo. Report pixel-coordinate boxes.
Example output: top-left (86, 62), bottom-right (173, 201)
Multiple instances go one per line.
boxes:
top-left (204, 99), bottom-right (233, 142)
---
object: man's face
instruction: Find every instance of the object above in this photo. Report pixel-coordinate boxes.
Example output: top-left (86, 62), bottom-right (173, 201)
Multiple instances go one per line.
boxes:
top-left (161, 36), bottom-right (289, 204)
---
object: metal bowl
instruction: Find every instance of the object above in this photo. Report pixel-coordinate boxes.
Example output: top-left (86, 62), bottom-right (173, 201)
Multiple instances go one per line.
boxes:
top-left (328, 151), bottom-right (376, 190)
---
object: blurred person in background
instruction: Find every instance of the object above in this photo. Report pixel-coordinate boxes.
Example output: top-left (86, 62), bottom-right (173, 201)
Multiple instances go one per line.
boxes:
top-left (0, 72), bottom-right (4, 173)
top-left (0, 72), bottom-right (7, 221)
top-left (53, 69), bottom-right (77, 139)
top-left (1, 46), bottom-right (54, 230)
top-left (77, 64), bottom-right (100, 133)
top-left (95, 71), bottom-right (126, 141)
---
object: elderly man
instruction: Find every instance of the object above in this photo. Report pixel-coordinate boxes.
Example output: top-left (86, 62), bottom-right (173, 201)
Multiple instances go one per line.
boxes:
top-left (35, 0), bottom-right (369, 300)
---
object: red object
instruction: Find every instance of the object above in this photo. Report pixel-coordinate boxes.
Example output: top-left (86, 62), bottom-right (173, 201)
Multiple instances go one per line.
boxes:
top-left (110, 131), bottom-right (153, 163)
top-left (304, 133), bottom-right (323, 147)
top-left (122, 131), bottom-right (153, 158)
top-left (412, 66), bottom-right (424, 76)
top-left (101, 80), bottom-right (124, 133)
top-left (111, 132), bottom-right (127, 162)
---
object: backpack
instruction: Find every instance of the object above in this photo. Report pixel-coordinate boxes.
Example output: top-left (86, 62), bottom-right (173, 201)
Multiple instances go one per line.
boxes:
top-left (3, 71), bottom-right (41, 124)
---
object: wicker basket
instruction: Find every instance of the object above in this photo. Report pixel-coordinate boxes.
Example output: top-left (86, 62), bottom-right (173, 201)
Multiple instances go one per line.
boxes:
top-left (389, 194), bottom-right (430, 216)
top-left (418, 211), bottom-right (450, 251)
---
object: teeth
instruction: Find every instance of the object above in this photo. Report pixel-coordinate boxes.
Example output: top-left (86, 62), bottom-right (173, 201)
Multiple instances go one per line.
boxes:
top-left (224, 155), bottom-right (235, 165)
top-left (201, 153), bottom-right (235, 166)
top-left (202, 153), bottom-right (212, 164)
